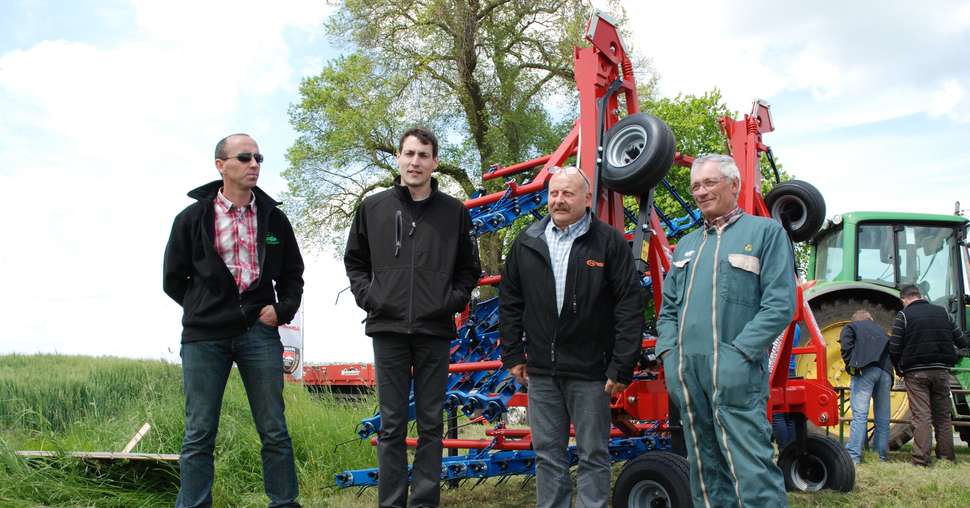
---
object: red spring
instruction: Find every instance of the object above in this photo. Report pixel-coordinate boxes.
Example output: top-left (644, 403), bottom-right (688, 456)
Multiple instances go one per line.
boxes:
top-left (746, 117), bottom-right (759, 134)
top-left (622, 59), bottom-right (633, 81)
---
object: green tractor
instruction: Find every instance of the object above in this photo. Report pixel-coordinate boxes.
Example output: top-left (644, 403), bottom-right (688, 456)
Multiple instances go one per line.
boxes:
top-left (799, 210), bottom-right (970, 448)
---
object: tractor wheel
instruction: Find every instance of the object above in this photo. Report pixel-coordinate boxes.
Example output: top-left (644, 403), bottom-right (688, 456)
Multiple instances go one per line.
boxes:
top-left (612, 452), bottom-right (691, 508)
top-left (601, 113), bottom-right (675, 195)
top-left (799, 296), bottom-right (912, 449)
top-left (777, 434), bottom-right (855, 492)
top-left (764, 179), bottom-right (826, 242)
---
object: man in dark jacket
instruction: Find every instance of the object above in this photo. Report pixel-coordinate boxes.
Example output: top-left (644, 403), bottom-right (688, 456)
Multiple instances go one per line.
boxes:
top-left (344, 127), bottom-right (481, 508)
top-left (890, 284), bottom-right (968, 466)
top-left (164, 133), bottom-right (304, 508)
top-left (499, 167), bottom-right (642, 508)
top-left (840, 309), bottom-right (893, 463)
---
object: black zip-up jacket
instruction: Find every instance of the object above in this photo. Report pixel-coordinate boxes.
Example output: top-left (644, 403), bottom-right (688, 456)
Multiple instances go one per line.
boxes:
top-left (889, 299), bottom-right (968, 373)
top-left (499, 214), bottom-right (643, 384)
top-left (344, 177), bottom-right (481, 339)
top-left (163, 180), bottom-right (304, 342)
top-left (839, 319), bottom-right (892, 375)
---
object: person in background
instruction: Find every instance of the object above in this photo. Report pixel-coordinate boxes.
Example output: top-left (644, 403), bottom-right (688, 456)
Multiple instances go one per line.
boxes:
top-left (840, 309), bottom-right (893, 464)
top-left (890, 284), bottom-right (968, 466)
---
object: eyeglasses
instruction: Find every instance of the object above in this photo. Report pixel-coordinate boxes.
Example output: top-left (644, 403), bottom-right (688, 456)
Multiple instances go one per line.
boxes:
top-left (689, 176), bottom-right (726, 193)
top-left (548, 166), bottom-right (591, 188)
top-left (219, 152), bottom-right (264, 164)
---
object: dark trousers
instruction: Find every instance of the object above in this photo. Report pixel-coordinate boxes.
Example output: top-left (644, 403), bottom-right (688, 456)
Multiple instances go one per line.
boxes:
top-left (904, 368), bottom-right (955, 465)
top-left (177, 322), bottom-right (300, 508)
top-left (373, 334), bottom-right (451, 508)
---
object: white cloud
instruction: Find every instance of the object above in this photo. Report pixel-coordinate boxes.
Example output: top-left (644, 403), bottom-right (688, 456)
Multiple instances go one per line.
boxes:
top-left (0, 0), bottom-right (342, 362)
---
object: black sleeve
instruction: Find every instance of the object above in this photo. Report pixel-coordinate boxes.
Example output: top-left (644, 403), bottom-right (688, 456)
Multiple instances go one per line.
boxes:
top-left (272, 212), bottom-right (305, 325)
top-left (605, 229), bottom-right (645, 385)
top-left (952, 318), bottom-right (969, 349)
top-left (839, 324), bottom-right (856, 367)
top-left (889, 311), bottom-right (906, 368)
top-left (499, 240), bottom-right (526, 369)
top-left (343, 203), bottom-right (373, 311)
top-left (448, 206), bottom-right (482, 311)
top-left (162, 212), bottom-right (191, 306)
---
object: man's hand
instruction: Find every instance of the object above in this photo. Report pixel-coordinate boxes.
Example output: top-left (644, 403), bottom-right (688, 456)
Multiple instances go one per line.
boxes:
top-left (510, 364), bottom-right (528, 386)
top-left (605, 379), bottom-right (628, 395)
top-left (259, 305), bottom-right (279, 326)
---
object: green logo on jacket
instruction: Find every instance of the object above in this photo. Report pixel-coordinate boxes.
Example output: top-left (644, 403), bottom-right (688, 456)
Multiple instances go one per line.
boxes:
top-left (265, 233), bottom-right (280, 245)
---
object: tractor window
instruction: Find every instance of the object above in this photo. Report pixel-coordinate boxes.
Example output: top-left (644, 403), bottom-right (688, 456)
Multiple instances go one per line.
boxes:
top-left (857, 224), bottom-right (895, 286)
top-left (896, 225), bottom-right (955, 304)
top-left (815, 228), bottom-right (844, 281)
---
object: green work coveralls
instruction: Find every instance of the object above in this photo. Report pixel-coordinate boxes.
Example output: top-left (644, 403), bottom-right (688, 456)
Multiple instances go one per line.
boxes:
top-left (657, 213), bottom-right (795, 508)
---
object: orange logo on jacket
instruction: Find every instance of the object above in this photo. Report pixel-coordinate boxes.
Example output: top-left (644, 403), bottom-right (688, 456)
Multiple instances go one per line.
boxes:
top-left (586, 259), bottom-right (605, 268)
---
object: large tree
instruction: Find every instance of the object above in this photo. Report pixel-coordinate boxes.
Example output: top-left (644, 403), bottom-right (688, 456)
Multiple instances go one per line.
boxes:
top-left (284, 0), bottom-right (628, 273)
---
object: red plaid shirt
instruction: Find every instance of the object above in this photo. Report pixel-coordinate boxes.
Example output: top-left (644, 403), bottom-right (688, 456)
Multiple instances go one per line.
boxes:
top-left (214, 189), bottom-right (259, 292)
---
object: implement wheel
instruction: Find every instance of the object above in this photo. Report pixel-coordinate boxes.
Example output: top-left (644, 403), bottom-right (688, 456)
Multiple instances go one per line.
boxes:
top-left (765, 179), bottom-right (826, 242)
top-left (778, 434), bottom-right (855, 492)
top-left (612, 452), bottom-right (690, 508)
top-left (601, 113), bottom-right (675, 195)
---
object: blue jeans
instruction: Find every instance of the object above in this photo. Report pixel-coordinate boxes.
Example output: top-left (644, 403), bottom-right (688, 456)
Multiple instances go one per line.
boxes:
top-left (527, 375), bottom-right (611, 508)
top-left (177, 322), bottom-right (300, 508)
top-left (845, 365), bottom-right (892, 463)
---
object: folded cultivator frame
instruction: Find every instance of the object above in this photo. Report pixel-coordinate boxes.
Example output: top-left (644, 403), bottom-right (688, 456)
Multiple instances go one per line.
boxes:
top-left (337, 12), bottom-right (854, 503)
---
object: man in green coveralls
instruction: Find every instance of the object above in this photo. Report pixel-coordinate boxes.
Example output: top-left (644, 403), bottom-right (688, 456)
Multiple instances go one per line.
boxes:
top-left (656, 154), bottom-right (795, 507)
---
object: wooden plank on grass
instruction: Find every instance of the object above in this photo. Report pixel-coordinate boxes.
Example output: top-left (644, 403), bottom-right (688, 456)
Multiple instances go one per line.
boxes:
top-left (15, 450), bottom-right (179, 461)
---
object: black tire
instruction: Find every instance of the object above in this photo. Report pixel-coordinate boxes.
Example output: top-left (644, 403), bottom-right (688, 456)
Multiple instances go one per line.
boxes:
top-left (765, 179), bottom-right (826, 242)
top-left (777, 434), bottom-right (855, 492)
top-left (601, 113), bottom-right (675, 195)
top-left (807, 295), bottom-right (912, 449)
top-left (612, 451), bottom-right (691, 508)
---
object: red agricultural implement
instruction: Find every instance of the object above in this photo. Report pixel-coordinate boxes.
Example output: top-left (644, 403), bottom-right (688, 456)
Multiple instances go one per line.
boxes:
top-left (336, 11), bottom-right (854, 505)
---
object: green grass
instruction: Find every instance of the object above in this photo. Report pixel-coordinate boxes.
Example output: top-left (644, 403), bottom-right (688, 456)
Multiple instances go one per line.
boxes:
top-left (2, 354), bottom-right (970, 507)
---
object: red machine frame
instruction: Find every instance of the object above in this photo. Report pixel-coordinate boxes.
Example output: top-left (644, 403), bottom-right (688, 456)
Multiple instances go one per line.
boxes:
top-left (403, 12), bottom-right (838, 454)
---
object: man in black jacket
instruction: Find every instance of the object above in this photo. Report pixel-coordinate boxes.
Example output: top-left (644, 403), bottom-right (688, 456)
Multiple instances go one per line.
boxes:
top-left (840, 309), bottom-right (893, 463)
top-left (344, 127), bottom-right (481, 508)
top-left (500, 167), bottom-right (642, 508)
top-left (164, 133), bottom-right (304, 508)
top-left (889, 284), bottom-right (968, 466)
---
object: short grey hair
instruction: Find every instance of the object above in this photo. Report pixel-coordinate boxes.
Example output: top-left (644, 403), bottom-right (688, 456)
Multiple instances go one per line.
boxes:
top-left (851, 310), bottom-right (872, 321)
top-left (690, 154), bottom-right (741, 186)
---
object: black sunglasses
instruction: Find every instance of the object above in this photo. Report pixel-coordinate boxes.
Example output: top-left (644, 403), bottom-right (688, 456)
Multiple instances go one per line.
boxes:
top-left (220, 152), bottom-right (264, 164)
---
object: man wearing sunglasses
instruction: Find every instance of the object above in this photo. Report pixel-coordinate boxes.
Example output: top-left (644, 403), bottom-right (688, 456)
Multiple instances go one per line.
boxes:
top-left (656, 154), bottom-right (793, 507)
top-left (344, 127), bottom-right (481, 508)
top-left (499, 166), bottom-right (643, 508)
top-left (164, 133), bottom-right (305, 508)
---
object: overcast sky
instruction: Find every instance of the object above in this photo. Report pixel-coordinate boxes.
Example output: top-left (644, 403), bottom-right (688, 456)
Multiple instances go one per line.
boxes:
top-left (2, 0), bottom-right (969, 364)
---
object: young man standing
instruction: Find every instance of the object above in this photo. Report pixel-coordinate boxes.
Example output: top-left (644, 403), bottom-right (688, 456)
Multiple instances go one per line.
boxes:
top-left (164, 133), bottom-right (304, 508)
top-left (344, 127), bottom-right (481, 508)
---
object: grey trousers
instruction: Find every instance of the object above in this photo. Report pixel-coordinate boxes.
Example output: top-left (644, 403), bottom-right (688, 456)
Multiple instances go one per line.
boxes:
top-left (528, 375), bottom-right (611, 508)
top-left (373, 334), bottom-right (451, 508)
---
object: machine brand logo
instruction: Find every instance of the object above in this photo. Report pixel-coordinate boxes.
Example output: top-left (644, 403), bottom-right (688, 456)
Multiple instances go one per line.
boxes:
top-left (341, 368), bottom-right (361, 377)
top-left (586, 259), bottom-right (605, 267)
top-left (744, 243), bottom-right (753, 252)
top-left (265, 233), bottom-right (280, 245)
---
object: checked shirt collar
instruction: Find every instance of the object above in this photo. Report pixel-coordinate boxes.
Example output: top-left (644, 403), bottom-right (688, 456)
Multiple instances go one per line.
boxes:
top-left (213, 188), bottom-right (259, 293)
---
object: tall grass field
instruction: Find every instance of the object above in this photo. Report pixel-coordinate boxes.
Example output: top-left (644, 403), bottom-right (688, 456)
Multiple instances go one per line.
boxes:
top-left (2, 354), bottom-right (969, 507)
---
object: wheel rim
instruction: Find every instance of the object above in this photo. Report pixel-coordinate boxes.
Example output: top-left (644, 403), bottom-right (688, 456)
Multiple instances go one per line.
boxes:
top-left (769, 194), bottom-right (807, 230)
top-left (628, 479), bottom-right (671, 508)
top-left (606, 124), bottom-right (648, 169)
top-left (787, 453), bottom-right (828, 492)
